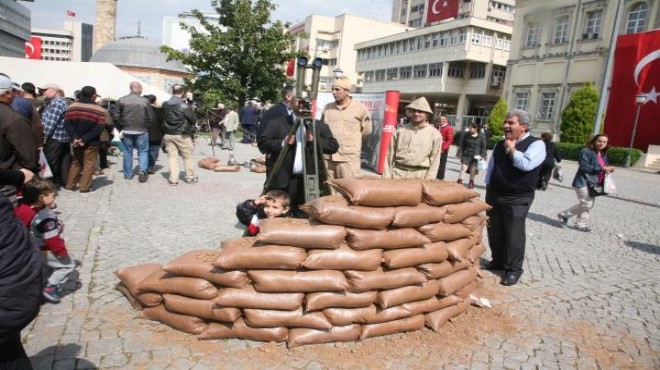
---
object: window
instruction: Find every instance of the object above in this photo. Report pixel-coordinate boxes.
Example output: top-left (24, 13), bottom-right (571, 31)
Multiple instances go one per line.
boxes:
top-left (491, 65), bottom-right (507, 85)
top-left (469, 64), bottom-right (486, 79)
top-left (365, 71), bottom-right (374, 83)
top-left (375, 69), bottom-right (386, 82)
top-left (399, 66), bottom-right (412, 79)
top-left (626, 2), bottom-right (648, 34)
top-left (447, 63), bottom-right (465, 78)
top-left (495, 36), bottom-right (511, 50)
top-left (429, 62), bottom-right (443, 77)
top-left (514, 92), bottom-right (529, 111)
top-left (525, 22), bottom-right (539, 47)
top-left (537, 91), bottom-right (556, 120)
top-left (459, 28), bottom-right (467, 43)
top-left (409, 18), bottom-right (422, 27)
top-left (413, 64), bottom-right (428, 78)
top-left (583, 10), bottom-right (602, 39)
top-left (491, 1), bottom-right (515, 13)
top-left (424, 36), bottom-right (432, 49)
top-left (552, 15), bottom-right (569, 44)
top-left (386, 68), bottom-right (398, 81)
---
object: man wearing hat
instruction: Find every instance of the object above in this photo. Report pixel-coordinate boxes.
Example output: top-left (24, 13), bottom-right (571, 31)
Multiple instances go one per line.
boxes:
top-left (321, 76), bottom-right (372, 180)
top-left (383, 97), bottom-right (442, 179)
top-left (40, 82), bottom-right (71, 188)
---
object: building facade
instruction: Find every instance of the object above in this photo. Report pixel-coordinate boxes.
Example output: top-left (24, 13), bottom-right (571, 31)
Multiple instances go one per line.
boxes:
top-left (391, 0), bottom-right (515, 27)
top-left (504, 0), bottom-right (659, 136)
top-left (32, 22), bottom-right (94, 62)
top-left (0, 0), bottom-right (31, 58)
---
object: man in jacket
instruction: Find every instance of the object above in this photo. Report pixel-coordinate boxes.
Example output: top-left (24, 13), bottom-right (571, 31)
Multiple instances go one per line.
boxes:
top-left (221, 104), bottom-right (239, 150)
top-left (40, 82), bottom-right (70, 188)
top-left (162, 84), bottom-right (197, 185)
top-left (113, 81), bottom-right (154, 182)
top-left (436, 116), bottom-right (454, 180)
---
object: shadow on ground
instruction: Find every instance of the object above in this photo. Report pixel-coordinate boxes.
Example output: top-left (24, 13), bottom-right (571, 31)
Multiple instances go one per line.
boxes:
top-left (625, 240), bottom-right (660, 256)
top-left (30, 343), bottom-right (97, 370)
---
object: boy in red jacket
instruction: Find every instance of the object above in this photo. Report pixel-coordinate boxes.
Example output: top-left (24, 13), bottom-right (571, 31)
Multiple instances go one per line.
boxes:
top-left (14, 179), bottom-right (75, 303)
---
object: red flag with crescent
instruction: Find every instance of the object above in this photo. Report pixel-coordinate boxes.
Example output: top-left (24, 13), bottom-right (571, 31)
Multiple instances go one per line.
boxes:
top-left (425, 0), bottom-right (460, 25)
top-left (286, 58), bottom-right (295, 77)
top-left (25, 36), bottom-right (42, 59)
top-left (604, 30), bottom-right (660, 151)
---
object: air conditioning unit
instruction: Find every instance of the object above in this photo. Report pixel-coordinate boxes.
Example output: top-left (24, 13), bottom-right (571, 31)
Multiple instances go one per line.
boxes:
top-left (491, 76), bottom-right (501, 87)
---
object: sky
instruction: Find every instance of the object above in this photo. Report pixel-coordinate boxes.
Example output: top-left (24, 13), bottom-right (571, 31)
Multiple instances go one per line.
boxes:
top-left (23, 0), bottom-right (394, 41)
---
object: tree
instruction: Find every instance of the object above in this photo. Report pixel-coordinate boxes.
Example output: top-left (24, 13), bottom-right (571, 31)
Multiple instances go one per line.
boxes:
top-left (161, 0), bottom-right (299, 108)
top-left (486, 97), bottom-right (508, 138)
top-left (560, 83), bottom-right (599, 143)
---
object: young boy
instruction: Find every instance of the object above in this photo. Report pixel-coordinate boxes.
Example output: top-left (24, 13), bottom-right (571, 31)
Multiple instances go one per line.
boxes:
top-left (14, 179), bottom-right (75, 303)
top-left (236, 189), bottom-right (290, 236)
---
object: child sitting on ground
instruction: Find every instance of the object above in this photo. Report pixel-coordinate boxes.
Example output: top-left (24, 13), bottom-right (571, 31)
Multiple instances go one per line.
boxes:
top-left (14, 179), bottom-right (75, 303)
top-left (236, 189), bottom-right (290, 236)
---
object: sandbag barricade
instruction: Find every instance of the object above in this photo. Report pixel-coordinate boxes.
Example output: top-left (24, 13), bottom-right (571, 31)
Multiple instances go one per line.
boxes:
top-left (117, 179), bottom-right (489, 347)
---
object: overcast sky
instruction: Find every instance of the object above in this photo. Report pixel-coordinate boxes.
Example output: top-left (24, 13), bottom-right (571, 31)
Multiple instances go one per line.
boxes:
top-left (23, 0), bottom-right (394, 41)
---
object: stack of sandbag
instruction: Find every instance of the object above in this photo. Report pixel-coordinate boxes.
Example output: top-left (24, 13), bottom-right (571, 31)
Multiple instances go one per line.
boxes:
top-left (116, 178), bottom-right (490, 348)
top-left (197, 157), bottom-right (242, 172)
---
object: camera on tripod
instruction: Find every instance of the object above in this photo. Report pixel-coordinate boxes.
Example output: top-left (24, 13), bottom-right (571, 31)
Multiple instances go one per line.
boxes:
top-left (295, 56), bottom-right (323, 118)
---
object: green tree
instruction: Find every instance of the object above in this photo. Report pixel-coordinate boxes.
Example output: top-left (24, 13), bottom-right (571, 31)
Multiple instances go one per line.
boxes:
top-left (560, 83), bottom-right (599, 143)
top-left (486, 97), bottom-right (508, 138)
top-left (161, 0), bottom-right (299, 108)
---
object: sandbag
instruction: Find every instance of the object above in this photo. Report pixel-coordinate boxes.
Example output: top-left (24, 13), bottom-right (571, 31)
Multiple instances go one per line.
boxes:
top-left (198, 318), bottom-right (288, 342)
top-left (198, 157), bottom-right (220, 170)
top-left (213, 164), bottom-right (242, 172)
top-left (302, 243), bottom-right (382, 271)
top-left (287, 325), bottom-right (361, 348)
top-left (454, 279), bottom-right (478, 299)
top-left (136, 270), bottom-right (220, 300)
top-left (403, 295), bottom-right (464, 316)
top-left (257, 218), bottom-right (346, 249)
top-left (438, 268), bottom-right (478, 297)
top-left (328, 178), bottom-right (422, 207)
top-left (382, 242), bottom-right (448, 269)
top-left (392, 204), bottom-right (447, 228)
top-left (115, 283), bottom-right (144, 310)
top-left (116, 263), bottom-right (163, 294)
top-left (163, 294), bottom-right (241, 323)
top-left (300, 196), bottom-right (394, 230)
top-left (469, 242), bottom-right (486, 263)
top-left (461, 214), bottom-right (487, 231)
top-left (115, 277), bottom-right (163, 308)
top-left (345, 228), bottom-right (430, 251)
top-left (421, 180), bottom-right (479, 206)
top-left (323, 305), bottom-right (412, 326)
top-left (163, 250), bottom-right (248, 288)
top-left (243, 307), bottom-right (332, 330)
top-left (417, 222), bottom-right (473, 242)
top-left (214, 285), bottom-right (303, 310)
top-left (215, 238), bottom-right (307, 270)
top-left (140, 305), bottom-right (208, 335)
top-left (376, 280), bottom-right (441, 308)
top-left (425, 299), bottom-right (470, 332)
top-left (443, 199), bottom-right (491, 224)
top-left (445, 238), bottom-right (474, 262)
top-left (417, 260), bottom-right (472, 279)
top-left (345, 268), bottom-right (427, 293)
top-left (360, 314), bottom-right (425, 340)
top-left (249, 270), bottom-right (348, 293)
top-left (305, 291), bottom-right (378, 311)
top-left (249, 162), bottom-right (267, 173)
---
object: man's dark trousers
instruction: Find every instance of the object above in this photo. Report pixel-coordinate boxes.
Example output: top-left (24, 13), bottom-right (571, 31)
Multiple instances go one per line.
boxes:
top-left (44, 138), bottom-right (72, 188)
top-left (436, 150), bottom-right (449, 180)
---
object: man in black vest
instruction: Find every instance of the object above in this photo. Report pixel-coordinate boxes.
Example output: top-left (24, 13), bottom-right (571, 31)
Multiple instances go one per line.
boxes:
top-left (483, 110), bottom-right (545, 286)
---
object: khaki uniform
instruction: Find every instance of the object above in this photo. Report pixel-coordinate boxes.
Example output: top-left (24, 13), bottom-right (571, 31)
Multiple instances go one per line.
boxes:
top-left (383, 123), bottom-right (442, 180)
top-left (321, 100), bottom-right (372, 179)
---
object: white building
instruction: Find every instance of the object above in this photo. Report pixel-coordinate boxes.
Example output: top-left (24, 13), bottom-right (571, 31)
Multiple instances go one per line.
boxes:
top-left (162, 12), bottom-right (221, 52)
top-left (391, 0), bottom-right (515, 27)
top-left (0, 0), bottom-right (31, 58)
top-left (32, 21), bottom-right (94, 62)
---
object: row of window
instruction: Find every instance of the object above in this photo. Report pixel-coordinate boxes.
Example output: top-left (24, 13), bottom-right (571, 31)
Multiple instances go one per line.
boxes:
top-left (41, 56), bottom-right (70, 61)
top-left (362, 63), bottom-right (507, 83)
top-left (514, 91), bottom-right (556, 120)
top-left (41, 48), bottom-right (70, 55)
top-left (42, 40), bottom-right (71, 47)
top-left (490, 1), bottom-right (514, 13)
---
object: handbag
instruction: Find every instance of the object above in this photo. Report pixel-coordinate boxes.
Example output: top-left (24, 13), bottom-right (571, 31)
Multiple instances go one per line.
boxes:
top-left (587, 173), bottom-right (614, 197)
top-left (552, 165), bottom-right (564, 182)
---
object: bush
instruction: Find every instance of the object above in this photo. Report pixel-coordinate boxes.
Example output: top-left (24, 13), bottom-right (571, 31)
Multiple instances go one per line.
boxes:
top-left (487, 136), bottom-right (500, 150)
top-left (556, 142), bottom-right (641, 166)
top-left (560, 84), bottom-right (599, 144)
top-left (486, 97), bottom-right (507, 138)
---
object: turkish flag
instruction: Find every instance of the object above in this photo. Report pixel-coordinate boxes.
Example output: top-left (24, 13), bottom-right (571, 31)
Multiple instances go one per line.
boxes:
top-left (604, 30), bottom-right (660, 151)
top-left (286, 58), bottom-right (295, 77)
top-left (67, 10), bottom-right (76, 17)
top-left (25, 36), bottom-right (42, 59)
top-left (426, 0), bottom-right (460, 25)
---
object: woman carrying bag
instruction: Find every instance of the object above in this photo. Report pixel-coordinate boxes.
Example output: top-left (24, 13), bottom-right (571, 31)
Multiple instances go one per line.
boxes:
top-left (456, 122), bottom-right (486, 189)
top-left (557, 134), bottom-right (615, 232)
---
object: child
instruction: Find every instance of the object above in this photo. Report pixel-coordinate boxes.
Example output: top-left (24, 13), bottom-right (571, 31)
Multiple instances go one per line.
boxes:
top-left (14, 179), bottom-right (75, 303)
top-left (236, 189), bottom-right (290, 236)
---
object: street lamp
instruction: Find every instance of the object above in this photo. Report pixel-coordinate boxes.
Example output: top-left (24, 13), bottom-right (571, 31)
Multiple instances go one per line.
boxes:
top-left (333, 67), bottom-right (343, 78)
top-left (624, 93), bottom-right (648, 168)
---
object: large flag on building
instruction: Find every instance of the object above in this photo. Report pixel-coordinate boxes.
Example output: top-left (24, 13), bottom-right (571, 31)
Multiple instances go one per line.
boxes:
top-left (425, 0), bottom-right (460, 25)
top-left (604, 30), bottom-right (660, 151)
top-left (25, 37), bottom-right (42, 60)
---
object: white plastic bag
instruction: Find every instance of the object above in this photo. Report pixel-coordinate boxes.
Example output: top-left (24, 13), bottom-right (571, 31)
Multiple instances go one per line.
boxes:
top-left (38, 149), bottom-right (53, 179)
top-left (111, 128), bottom-right (122, 144)
top-left (477, 158), bottom-right (487, 172)
top-left (552, 165), bottom-right (564, 182)
top-left (603, 173), bottom-right (616, 194)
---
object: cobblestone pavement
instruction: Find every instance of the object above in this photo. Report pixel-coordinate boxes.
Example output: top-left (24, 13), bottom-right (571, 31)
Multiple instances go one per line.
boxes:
top-left (22, 140), bottom-right (660, 369)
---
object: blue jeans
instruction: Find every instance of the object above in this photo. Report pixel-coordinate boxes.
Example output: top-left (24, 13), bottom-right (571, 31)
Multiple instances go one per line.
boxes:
top-left (121, 132), bottom-right (149, 178)
top-left (148, 141), bottom-right (161, 169)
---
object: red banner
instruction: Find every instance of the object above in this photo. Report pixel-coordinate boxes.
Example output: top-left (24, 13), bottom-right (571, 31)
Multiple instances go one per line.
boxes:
top-left (25, 36), bottom-right (42, 60)
top-left (67, 10), bottom-right (76, 17)
top-left (604, 30), bottom-right (660, 151)
top-left (377, 90), bottom-right (400, 174)
top-left (425, 0), bottom-right (460, 25)
top-left (286, 58), bottom-right (295, 77)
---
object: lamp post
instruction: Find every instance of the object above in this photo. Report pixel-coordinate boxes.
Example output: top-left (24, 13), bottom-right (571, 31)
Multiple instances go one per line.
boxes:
top-left (333, 67), bottom-right (343, 78)
top-left (624, 93), bottom-right (648, 168)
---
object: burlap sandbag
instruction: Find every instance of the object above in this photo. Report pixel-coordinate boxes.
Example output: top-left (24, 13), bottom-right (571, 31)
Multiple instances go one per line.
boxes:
top-left (136, 270), bottom-right (219, 300)
top-left (417, 222), bottom-right (473, 242)
top-left (345, 228), bottom-right (430, 251)
top-left (213, 164), bottom-right (242, 172)
top-left (323, 305), bottom-right (412, 326)
top-left (443, 199), bottom-right (491, 224)
top-left (360, 314), bottom-right (425, 340)
top-left (163, 294), bottom-right (241, 323)
top-left (257, 218), bottom-right (346, 249)
top-left (328, 178), bottom-right (422, 207)
top-left (417, 260), bottom-right (472, 279)
top-left (243, 307), bottom-right (332, 330)
top-left (469, 242), bottom-right (486, 263)
top-left (115, 283), bottom-right (144, 310)
top-left (249, 270), bottom-right (348, 293)
top-left (163, 250), bottom-right (248, 288)
top-left (345, 268), bottom-right (427, 293)
top-left (249, 162), bottom-right (267, 173)
top-left (116, 263), bottom-right (163, 293)
top-left (461, 214), bottom-right (487, 231)
top-left (197, 318), bottom-right (288, 342)
top-left (382, 241), bottom-right (448, 269)
top-left (392, 204), bottom-right (447, 228)
top-left (403, 295), bottom-right (464, 316)
top-left (302, 243), bottom-right (382, 271)
top-left (215, 238), bottom-right (307, 270)
top-left (438, 268), bottom-right (478, 297)
top-left (287, 325), bottom-right (361, 348)
top-left (140, 305), bottom-right (208, 335)
top-left (421, 180), bottom-right (479, 206)
top-left (305, 291), bottom-right (378, 311)
top-left (376, 280), bottom-right (441, 309)
top-left (300, 196), bottom-right (394, 230)
top-left (454, 279), bottom-right (478, 299)
top-left (214, 285), bottom-right (303, 310)
top-left (425, 298), bottom-right (470, 332)
top-left (445, 238), bottom-right (474, 262)
top-left (198, 157), bottom-right (220, 170)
